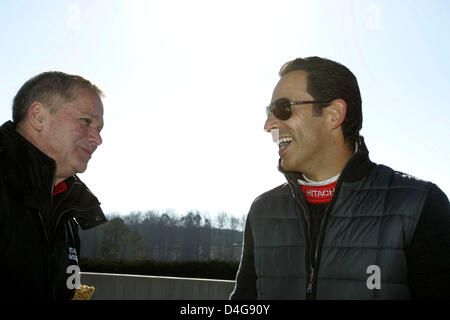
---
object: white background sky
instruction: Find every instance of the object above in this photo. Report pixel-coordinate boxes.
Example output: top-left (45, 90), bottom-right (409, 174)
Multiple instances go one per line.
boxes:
top-left (0, 0), bottom-right (449, 219)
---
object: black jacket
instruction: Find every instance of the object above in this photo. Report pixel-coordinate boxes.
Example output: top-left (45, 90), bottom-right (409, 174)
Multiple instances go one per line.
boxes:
top-left (0, 121), bottom-right (107, 300)
top-left (230, 137), bottom-right (450, 299)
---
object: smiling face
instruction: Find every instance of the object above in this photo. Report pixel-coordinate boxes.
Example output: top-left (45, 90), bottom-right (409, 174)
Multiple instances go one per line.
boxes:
top-left (264, 70), bottom-right (330, 173)
top-left (40, 87), bottom-right (104, 182)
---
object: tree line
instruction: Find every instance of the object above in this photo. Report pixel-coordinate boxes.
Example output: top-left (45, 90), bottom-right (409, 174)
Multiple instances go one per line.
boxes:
top-left (79, 210), bottom-right (246, 262)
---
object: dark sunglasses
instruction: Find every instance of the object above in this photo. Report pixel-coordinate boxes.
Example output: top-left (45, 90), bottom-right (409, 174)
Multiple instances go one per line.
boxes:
top-left (266, 97), bottom-right (333, 120)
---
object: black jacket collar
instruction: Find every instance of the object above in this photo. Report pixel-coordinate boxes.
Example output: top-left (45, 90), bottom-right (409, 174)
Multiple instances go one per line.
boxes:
top-left (0, 121), bottom-right (55, 209)
top-left (0, 121), bottom-right (106, 230)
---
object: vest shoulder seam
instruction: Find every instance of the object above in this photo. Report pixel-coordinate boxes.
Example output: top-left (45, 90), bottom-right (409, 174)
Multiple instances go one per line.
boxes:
top-left (345, 185), bottom-right (430, 192)
top-left (321, 245), bottom-right (404, 250)
top-left (254, 245), bottom-right (403, 250)
top-left (258, 276), bottom-right (308, 279)
top-left (254, 245), bottom-right (306, 249)
top-left (317, 276), bottom-right (407, 284)
top-left (331, 212), bottom-right (420, 220)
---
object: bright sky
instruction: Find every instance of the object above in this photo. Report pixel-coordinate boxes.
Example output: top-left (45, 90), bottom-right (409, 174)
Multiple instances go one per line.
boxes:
top-left (1, 0), bottom-right (449, 219)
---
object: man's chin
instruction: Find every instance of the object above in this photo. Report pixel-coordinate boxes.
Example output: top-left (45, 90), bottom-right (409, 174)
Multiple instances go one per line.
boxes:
top-left (74, 162), bottom-right (88, 175)
top-left (280, 157), bottom-right (301, 173)
top-left (77, 166), bottom-right (88, 174)
top-left (280, 158), bottom-right (293, 172)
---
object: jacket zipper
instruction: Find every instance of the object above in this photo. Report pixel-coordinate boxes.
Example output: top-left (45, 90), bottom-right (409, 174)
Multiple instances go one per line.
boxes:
top-left (39, 179), bottom-right (73, 291)
top-left (286, 173), bottom-right (341, 300)
top-left (309, 180), bottom-right (343, 299)
top-left (50, 181), bottom-right (75, 233)
top-left (285, 174), bottom-right (316, 299)
top-left (295, 196), bottom-right (315, 300)
top-left (306, 208), bottom-right (329, 299)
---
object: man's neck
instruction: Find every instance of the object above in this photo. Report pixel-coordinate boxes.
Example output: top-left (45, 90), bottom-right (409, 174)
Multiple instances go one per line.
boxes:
top-left (302, 141), bottom-right (355, 182)
top-left (15, 122), bottom-right (41, 151)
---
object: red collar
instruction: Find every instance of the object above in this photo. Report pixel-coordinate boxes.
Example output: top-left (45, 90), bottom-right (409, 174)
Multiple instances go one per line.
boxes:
top-left (300, 181), bottom-right (337, 204)
top-left (53, 181), bottom-right (67, 196)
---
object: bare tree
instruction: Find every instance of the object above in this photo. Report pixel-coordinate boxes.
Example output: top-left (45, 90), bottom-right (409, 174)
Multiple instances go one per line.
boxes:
top-left (215, 211), bottom-right (229, 229)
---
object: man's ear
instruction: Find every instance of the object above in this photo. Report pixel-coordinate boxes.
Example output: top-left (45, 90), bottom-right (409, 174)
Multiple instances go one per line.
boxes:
top-left (327, 99), bottom-right (347, 130)
top-left (27, 102), bottom-right (47, 131)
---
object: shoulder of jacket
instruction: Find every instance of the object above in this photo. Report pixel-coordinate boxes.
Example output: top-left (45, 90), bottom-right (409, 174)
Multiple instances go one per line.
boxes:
top-left (375, 164), bottom-right (433, 190)
top-left (251, 183), bottom-right (291, 206)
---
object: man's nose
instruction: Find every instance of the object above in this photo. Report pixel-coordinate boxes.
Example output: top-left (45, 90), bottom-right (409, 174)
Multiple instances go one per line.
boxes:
top-left (264, 112), bottom-right (279, 132)
top-left (88, 127), bottom-right (103, 147)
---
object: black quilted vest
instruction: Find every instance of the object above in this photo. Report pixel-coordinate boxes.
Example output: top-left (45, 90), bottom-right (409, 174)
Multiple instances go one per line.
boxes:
top-left (249, 137), bottom-right (432, 299)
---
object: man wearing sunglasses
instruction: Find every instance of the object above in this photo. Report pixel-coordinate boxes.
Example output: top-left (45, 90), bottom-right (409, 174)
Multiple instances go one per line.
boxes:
top-left (230, 56), bottom-right (449, 300)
